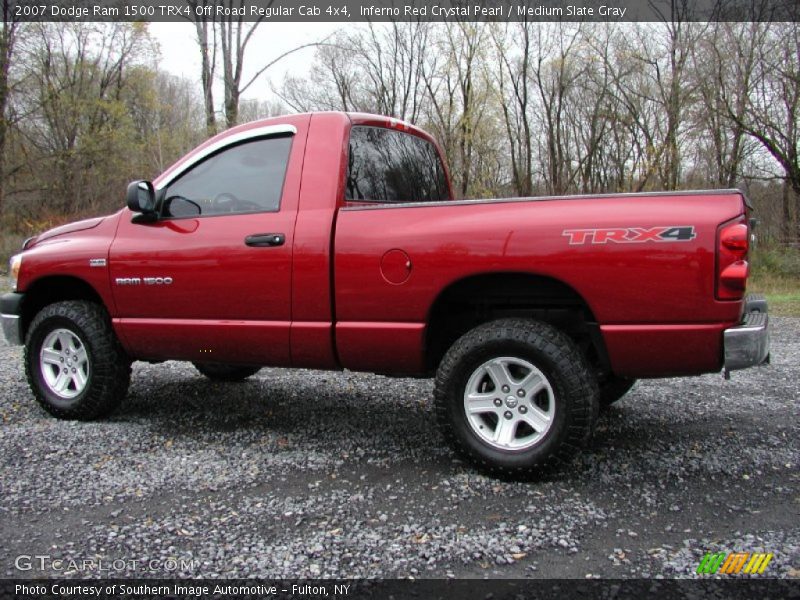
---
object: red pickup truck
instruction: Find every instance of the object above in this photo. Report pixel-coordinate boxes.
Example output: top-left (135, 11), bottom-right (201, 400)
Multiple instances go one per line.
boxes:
top-left (2, 112), bottom-right (770, 475)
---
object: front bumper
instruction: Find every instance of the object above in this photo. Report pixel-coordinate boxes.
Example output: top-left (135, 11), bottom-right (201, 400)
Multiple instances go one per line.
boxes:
top-left (723, 294), bottom-right (770, 374)
top-left (1, 292), bottom-right (23, 346)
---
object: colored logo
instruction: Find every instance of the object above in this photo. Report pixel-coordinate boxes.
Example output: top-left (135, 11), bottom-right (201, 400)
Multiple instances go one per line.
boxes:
top-left (562, 226), bottom-right (696, 245)
top-left (696, 551), bottom-right (773, 575)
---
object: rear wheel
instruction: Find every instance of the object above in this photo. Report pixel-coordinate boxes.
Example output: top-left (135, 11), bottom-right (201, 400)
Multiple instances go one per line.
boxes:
top-left (24, 301), bottom-right (131, 420)
top-left (599, 376), bottom-right (636, 408)
top-left (434, 319), bottom-right (598, 476)
top-left (192, 362), bottom-right (261, 382)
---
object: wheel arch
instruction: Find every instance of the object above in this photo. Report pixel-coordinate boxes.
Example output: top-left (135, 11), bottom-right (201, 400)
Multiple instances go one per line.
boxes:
top-left (424, 271), bottom-right (610, 375)
top-left (19, 276), bottom-right (106, 341)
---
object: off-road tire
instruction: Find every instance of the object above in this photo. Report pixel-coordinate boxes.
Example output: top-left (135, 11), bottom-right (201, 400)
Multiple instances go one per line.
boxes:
top-left (192, 362), bottom-right (261, 382)
top-left (599, 376), bottom-right (637, 408)
top-left (434, 319), bottom-right (598, 477)
top-left (24, 301), bottom-right (131, 420)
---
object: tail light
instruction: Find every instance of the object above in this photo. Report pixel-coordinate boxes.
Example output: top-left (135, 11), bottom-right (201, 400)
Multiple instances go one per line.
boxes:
top-left (716, 217), bottom-right (749, 300)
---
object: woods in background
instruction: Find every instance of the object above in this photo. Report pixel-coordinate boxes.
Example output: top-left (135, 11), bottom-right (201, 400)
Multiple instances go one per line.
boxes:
top-left (0, 19), bottom-right (797, 246)
top-left (280, 21), bottom-right (799, 242)
top-left (0, 22), bottom-right (205, 234)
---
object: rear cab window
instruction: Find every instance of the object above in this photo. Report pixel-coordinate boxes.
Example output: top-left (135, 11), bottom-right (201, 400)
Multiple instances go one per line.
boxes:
top-left (345, 126), bottom-right (451, 204)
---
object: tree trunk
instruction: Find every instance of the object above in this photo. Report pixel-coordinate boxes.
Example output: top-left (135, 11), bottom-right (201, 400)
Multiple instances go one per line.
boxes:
top-left (0, 6), bottom-right (16, 217)
top-left (191, 11), bottom-right (216, 137)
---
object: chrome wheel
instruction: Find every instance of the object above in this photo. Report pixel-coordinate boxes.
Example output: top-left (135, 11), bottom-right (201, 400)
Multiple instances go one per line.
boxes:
top-left (39, 328), bottom-right (90, 400)
top-left (463, 356), bottom-right (555, 451)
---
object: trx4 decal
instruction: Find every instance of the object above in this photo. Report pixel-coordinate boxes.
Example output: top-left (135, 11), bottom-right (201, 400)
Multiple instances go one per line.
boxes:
top-left (563, 226), bottom-right (696, 245)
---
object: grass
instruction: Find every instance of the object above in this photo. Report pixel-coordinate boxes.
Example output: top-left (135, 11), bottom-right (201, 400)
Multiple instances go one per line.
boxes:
top-left (749, 245), bottom-right (800, 317)
top-left (747, 275), bottom-right (800, 316)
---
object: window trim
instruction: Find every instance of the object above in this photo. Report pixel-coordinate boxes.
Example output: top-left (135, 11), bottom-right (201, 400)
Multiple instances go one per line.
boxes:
top-left (155, 124), bottom-right (297, 191)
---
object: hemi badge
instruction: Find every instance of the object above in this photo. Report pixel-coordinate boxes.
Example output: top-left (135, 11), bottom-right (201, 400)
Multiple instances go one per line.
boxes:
top-left (89, 258), bottom-right (107, 267)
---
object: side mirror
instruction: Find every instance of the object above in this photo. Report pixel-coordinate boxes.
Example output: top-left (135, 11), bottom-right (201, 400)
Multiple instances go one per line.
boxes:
top-left (126, 180), bottom-right (156, 215)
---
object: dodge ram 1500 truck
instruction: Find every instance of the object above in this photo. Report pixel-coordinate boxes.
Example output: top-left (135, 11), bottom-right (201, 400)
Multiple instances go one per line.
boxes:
top-left (1, 112), bottom-right (770, 475)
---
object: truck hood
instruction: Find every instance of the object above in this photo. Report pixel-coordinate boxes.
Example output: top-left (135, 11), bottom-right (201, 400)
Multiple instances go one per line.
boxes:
top-left (27, 216), bottom-right (107, 248)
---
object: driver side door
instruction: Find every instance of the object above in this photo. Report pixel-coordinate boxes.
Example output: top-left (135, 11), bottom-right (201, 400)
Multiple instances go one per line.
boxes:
top-left (109, 127), bottom-right (304, 366)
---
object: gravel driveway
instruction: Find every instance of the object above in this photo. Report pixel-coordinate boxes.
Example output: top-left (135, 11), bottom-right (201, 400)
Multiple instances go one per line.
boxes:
top-left (0, 318), bottom-right (797, 580)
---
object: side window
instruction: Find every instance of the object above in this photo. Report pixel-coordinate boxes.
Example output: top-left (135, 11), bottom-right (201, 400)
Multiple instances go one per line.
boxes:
top-left (346, 126), bottom-right (450, 203)
top-left (162, 135), bottom-right (292, 218)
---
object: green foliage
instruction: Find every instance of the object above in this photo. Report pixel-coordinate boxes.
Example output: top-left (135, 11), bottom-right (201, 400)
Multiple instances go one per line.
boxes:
top-left (750, 244), bottom-right (800, 279)
top-left (1, 23), bottom-right (203, 231)
top-left (0, 228), bottom-right (24, 272)
top-left (748, 244), bottom-right (800, 316)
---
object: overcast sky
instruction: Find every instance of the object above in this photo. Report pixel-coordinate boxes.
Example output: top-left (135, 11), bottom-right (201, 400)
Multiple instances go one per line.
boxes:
top-left (148, 22), bottom-right (342, 104)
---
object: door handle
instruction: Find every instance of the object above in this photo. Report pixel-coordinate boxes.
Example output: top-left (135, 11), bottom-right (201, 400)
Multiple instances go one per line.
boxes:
top-left (245, 233), bottom-right (285, 247)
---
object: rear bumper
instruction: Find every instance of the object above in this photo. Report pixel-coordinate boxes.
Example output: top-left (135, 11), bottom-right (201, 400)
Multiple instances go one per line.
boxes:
top-left (723, 294), bottom-right (770, 373)
top-left (1, 292), bottom-right (23, 346)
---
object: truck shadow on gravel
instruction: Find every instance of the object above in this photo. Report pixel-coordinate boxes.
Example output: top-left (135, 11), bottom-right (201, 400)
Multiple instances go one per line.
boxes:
top-left (114, 365), bottom-right (458, 464)
top-left (107, 363), bottom-right (786, 483)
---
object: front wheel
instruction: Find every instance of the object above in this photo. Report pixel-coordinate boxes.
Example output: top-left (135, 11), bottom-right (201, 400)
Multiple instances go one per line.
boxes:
top-left (434, 319), bottom-right (598, 476)
top-left (24, 301), bottom-right (131, 420)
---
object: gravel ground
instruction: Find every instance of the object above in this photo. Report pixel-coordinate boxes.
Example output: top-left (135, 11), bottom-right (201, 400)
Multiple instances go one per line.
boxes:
top-left (0, 316), bottom-right (797, 580)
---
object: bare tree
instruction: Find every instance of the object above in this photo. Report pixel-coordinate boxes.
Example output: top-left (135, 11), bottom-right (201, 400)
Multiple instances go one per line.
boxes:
top-left (238, 96), bottom-right (285, 122)
top-left (353, 22), bottom-right (430, 122)
top-left (278, 23), bottom-right (431, 121)
top-left (189, 0), bottom-right (329, 131)
top-left (216, 0), bottom-right (262, 128)
top-left (278, 32), bottom-right (366, 112)
top-left (491, 21), bottom-right (534, 196)
top-left (573, 26), bottom-right (625, 193)
top-left (125, 64), bottom-right (205, 174)
top-left (689, 22), bottom-right (757, 187)
top-left (186, 0), bottom-right (218, 137)
top-left (717, 22), bottom-right (800, 239)
top-left (16, 23), bottom-right (147, 213)
top-left (421, 23), bottom-right (492, 197)
top-left (528, 23), bottom-right (586, 195)
top-left (0, 0), bottom-right (20, 215)
top-left (623, 18), bottom-right (705, 190)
